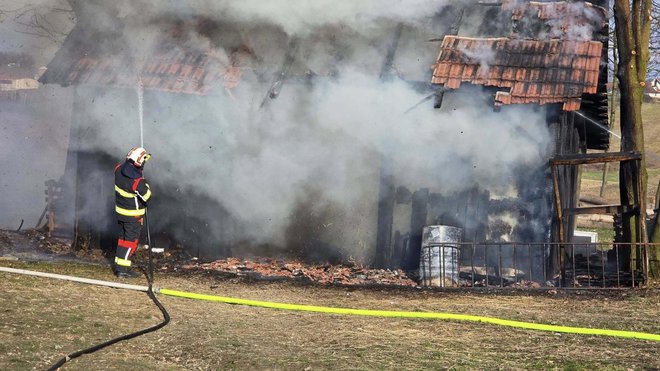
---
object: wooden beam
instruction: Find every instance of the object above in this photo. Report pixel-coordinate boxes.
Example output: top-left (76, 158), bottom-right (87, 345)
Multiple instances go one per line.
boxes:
top-left (551, 164), bottom-right (567, 287)
top-left (550, 151), bottom-right (641, 165)
top-left (259, 37), bottom-right (300, 109)
top-left (375, 155), bottom-right (395, 268)
top-left (433, 7), bottom-right (464, 109)
top-left (405, 188), bottom-right (429, 270)
top-left (551, 166), bottom-right (564, 243)
top-left (379, 23), bottom-right (403, 80)
top-left (564, 204), bottom-right (637, 215)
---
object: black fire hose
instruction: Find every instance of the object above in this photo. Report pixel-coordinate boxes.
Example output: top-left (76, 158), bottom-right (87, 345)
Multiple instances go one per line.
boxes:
top-left (47, 209), bottom-right (169, 370)
top-left (46, 288), bottom-right (169, 370)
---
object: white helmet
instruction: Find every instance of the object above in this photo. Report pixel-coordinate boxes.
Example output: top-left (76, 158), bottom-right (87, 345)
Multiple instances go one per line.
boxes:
top-left (126, 147), bottom-right (151, 167)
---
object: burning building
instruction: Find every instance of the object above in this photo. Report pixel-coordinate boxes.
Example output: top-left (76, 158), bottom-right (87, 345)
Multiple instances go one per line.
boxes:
top-left (39, 0), bottom-right (612, 284)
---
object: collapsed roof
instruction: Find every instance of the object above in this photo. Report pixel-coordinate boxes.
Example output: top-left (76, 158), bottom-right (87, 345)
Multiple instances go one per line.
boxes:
top-left (40, 1), bottom-right (606, 105)
top-left (38, 20), bottom-right (245, 95)
top-left (505, 0), bottom-right (607, 35)
top-left (40, 0), bottom-right (610, 150)
top-left (432, 36), bottom-right (602, 111)
top-left (432, 0), bottom-right (607, 112)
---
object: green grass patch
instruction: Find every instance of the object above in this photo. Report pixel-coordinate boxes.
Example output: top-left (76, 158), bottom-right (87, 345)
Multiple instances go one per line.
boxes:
top-left (582, 169), bottom-right (618, 182)
top-left (582, 168), bottom-right (660, 178)
top-left (581, 168), bottom-right (660, 183)
top-left (642, 102), bottom-right (660, 156)
top-left (608, 101), bottom-right (660, 158)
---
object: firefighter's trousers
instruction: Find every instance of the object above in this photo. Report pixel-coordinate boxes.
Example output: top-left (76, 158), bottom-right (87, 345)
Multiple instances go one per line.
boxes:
top-left (114, 219), bottom-right (142, 272)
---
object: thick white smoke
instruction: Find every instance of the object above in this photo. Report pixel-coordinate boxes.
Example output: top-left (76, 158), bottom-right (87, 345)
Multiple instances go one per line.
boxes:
top-left (2, 0), bottom-right (573, 262)
top-left (67, 0), bottom-right (553, 261)
top-left (0, 0), bottom-right (75, 229)
top-left (0, 86), bottom-right (72, 228)
top-left (198, 0), bottom-right (450, 35)
top-left (542, 2), bottom-right (606, 41)
top-left (0, 0), bottom-right (74, 64)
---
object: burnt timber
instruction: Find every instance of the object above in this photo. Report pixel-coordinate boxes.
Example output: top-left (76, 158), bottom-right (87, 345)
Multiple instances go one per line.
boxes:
top-left (550, 152), bottom-right (642, 165)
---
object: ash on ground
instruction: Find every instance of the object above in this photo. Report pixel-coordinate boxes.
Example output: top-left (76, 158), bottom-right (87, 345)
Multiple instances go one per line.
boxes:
top-left (172, 257), bottom-right (418, 287)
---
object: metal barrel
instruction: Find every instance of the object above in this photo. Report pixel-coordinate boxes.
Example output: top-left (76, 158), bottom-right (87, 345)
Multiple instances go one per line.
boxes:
top-left (419, 225), bottom-right (462, 287)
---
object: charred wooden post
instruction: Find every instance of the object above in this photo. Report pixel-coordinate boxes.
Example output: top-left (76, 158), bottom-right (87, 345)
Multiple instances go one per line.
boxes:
top-left (260, 37), bottom-right (300, 109)
top-left (66, 87), bottom-right (84, 249)
top-left (73, 151), bottom-right (113, 251)
top-left (551, 150), bottom-right (643, 285)
top-left (374, 24), bottom-right (404, 268)
top-left (378, 23), bottom-right (403, 80)
top-left (46, 180), bottom-right (55, 237)
top-left (66, 88), bottom-right (117, 252)
top-left (433, 6), bottom-right (464, 110)
top-left (375, 154), bottom-right (396, 268)
top-left (550, 152), bottom-right (642, 165)
top-left (550, 164), bottom-right (565, 285)
top-left (547, 110), bottom-right (582, 286)
top-left (629, 159), bottom-right (648, 280)
top-left (41, 179), bottom-right (68, 237)
top-left (404, 188), bottom-right (429, 270)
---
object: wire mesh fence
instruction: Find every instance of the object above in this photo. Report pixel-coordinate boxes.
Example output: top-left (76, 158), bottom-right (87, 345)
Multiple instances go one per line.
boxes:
top-left (418, 242), bottom-right (658, 288)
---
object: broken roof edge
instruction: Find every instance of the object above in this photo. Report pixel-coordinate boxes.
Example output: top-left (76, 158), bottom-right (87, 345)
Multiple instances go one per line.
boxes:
top-left (505, 0), bottom-right (608, 18)
top-left (431, 35), bottom-right (603, 112)
top-left (37, 21), bottom-right (229, 95)
top-left (437, 35), bottom-right (603, 52)
top-left (38, 23), bottom-right (84, 87)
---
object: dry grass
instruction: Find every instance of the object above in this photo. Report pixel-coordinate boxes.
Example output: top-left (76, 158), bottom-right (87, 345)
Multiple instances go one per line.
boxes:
top-left (580, 102), bottom-right (660, 205)
top-left (605, 100), bottom-right (660, 157)
top-left (1, 260), bottom-right (659, 370)
top-left (642, 102), bottom-right (660, 159)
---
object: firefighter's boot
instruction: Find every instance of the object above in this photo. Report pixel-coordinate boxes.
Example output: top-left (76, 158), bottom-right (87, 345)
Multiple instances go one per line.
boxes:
top-left (114, 264), bottom-right (140, 278)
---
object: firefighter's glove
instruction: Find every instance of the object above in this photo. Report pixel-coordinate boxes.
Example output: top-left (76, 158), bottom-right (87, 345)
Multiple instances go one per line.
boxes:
top-left (135, 191), bottom-right (148, 206)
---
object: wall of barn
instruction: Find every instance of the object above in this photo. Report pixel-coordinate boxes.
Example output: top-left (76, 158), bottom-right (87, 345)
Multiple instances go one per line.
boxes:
top-left (63, 84), bottom-right (561, 281)
top-left (386, 91), bottom-right (555, 282)
top-left (65, 85), bottom-right (383, 263)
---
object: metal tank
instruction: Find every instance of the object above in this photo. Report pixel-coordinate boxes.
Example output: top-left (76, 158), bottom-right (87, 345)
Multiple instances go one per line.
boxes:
top-left (419, 225), bottom-right (462, 287)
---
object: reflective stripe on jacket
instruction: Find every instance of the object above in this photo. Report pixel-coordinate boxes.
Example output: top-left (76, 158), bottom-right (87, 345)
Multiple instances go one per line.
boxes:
top-left (115, 161), bottom-right (151, 219)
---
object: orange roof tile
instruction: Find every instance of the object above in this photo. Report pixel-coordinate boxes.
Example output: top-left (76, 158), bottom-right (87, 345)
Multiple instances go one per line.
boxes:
top-left (61, 49), bottom-right (252, 94)
top-left (39, 24), bottom-right (253, 95)
top-left (504, 1), bottom-right (607, 38)
top-left (432, 36), bottom-right (603, 111)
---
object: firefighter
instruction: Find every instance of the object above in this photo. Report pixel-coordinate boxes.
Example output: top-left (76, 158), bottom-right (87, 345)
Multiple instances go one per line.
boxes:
top-left (113, 147), bottom-right (152, 278)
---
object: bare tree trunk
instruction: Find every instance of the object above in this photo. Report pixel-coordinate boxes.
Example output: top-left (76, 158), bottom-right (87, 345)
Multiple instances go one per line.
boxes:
top-left (602, 29), bottom-right (619, 198)
top-left (650, 77), bottom-right (660, 279)
top-left (614, 0), bottom-right (657, 278)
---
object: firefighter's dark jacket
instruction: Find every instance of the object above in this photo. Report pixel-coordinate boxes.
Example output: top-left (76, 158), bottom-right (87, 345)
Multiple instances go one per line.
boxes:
top-left (115, 160), bottom-right (151, 221)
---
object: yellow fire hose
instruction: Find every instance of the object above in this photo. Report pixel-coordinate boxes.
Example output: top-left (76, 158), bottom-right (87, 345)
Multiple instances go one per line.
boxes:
top-left (2, 266), bottom-right (659, 342)
top-left (157, 288), bottom-right (660, 342)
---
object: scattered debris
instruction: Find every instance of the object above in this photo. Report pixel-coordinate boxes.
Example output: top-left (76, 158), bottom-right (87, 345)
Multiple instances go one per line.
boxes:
top-left (24, 229), bottom-right (73, 255)
top-left (179, 257), bottom-right (418, 287)
top-left (508, 280), bottom-right (542, 289)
